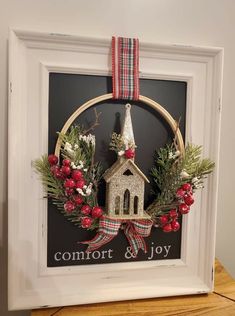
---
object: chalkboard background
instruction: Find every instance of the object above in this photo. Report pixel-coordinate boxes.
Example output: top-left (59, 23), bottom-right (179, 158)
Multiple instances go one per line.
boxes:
top-left (47, 74), bottom-right (186, 267)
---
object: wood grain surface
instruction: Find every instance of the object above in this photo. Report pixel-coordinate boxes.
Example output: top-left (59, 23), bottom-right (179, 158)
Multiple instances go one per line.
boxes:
top-left (31, 259), bottom-right (235, 316)
top-left (214, 259), bottom-right (235, 301)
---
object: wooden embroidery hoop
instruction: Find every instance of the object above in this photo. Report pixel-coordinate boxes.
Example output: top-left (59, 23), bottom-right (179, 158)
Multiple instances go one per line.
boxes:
top-left (54, 93), bottom-right (185, 157)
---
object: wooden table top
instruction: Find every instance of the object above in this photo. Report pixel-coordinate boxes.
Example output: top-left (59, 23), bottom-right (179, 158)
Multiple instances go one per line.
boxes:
top-left (31, 259), bottom-right (235, 315)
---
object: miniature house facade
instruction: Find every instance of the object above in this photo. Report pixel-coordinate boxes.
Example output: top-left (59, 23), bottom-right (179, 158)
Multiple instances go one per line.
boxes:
top-left (104, 158), bottom-right (149, 218)
top-left (103, 104), bottom-right (150, 219)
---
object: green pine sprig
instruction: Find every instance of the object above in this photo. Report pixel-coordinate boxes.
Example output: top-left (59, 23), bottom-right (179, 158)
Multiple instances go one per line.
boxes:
top-left (33, 155), bottom-right (64, 199)
top-left (183, 144), bottom-right (215, 179)
top-left (109, 132), bottom-right (126, 153)
top-left (33, 123), bottom-right (102, 231)
top-left (147, 143), bottom-right (215, 217)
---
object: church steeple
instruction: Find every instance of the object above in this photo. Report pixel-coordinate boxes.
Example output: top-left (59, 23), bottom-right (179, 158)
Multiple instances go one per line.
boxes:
top-left (121, 104), bottom-right (135, 149)
top-left (104, 103), bottom-right (150, 220)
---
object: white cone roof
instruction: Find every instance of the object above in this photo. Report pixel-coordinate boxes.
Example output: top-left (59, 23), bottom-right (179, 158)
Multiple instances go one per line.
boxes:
top-left (121, 103), bottom-right (135, 147)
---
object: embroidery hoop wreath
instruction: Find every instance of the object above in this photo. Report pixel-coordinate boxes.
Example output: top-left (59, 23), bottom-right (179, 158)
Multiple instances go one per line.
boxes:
top-left (34, 93), bottom-right (214, 234)
top-left (54, 94), bottom-right (184, 156)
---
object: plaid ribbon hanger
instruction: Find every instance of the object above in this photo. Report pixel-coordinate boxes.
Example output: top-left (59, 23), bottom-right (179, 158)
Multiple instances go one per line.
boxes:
top-left (112, 36), bottom-right (140, 100)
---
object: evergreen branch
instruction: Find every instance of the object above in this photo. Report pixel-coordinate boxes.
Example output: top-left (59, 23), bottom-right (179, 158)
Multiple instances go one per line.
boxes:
top-left (177, 144), bottom-right (215, 180)
top-left (147, 142), bottom-right (215, 217)
top-left (33, 121), bottom-right (102, 232)
top-left (33, 155), bottom-right (64, 198)
top-left (109, 132), bottom-right (125, 153)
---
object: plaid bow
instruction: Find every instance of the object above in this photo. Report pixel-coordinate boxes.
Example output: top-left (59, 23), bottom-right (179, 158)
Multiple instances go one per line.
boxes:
top-left (81, 216), bottom-right (153, 257)
top-left (112, 36), bottom-right (140, 100)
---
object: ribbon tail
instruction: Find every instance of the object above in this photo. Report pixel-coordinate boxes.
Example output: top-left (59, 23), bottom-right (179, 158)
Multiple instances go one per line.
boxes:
top-left (79, 233), bottom-right (115, 252)
top-left (79, 216), bottom-right (122, 252)
top-left (126, 232), bottom-right (147, 257)
top-left (124, 224), bottom-right (147, 257)
top-left (124, 219), bottom-right (153, 257)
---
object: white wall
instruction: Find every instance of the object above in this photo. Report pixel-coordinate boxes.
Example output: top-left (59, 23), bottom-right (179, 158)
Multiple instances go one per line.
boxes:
top-left (0, 0), bottom-right (234, 314)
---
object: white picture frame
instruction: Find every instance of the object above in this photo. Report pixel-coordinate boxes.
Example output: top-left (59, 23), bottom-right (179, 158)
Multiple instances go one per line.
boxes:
top-left (8, 29), bottom-right (223, 310)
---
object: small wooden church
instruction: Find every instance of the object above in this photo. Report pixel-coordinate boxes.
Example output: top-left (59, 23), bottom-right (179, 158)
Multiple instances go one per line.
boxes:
top-left (104, 104), bottom-right (150, 219)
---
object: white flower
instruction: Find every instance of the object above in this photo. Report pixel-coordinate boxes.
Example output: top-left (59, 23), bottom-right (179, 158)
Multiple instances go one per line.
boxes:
top-left (64, 142), bottom-right (72, 150)
top-left (83, 168), bottom-right (88, 172)
top-left (71, 162), bottom-right (77, 169)
top-left (88, 134), bottom-right (96, 147)
top-left (79, 160), bottom-right (84, 167)
top-left (76, 182), bottom-right (93, 197)
top-left (180, 170), bottom-right (190, 179)
top-left (64, 142), bottom-right (75, 156)
top-left (118, 150), bottom-right (125, 156)
top-left (79, 134), bottom-right (95, 147)
top-left (76, 160), bottom-right (84, 170)
top-left (76, 188), bottom-right (86, 196)
top-left (71, 160), bottom-right (87, 171)
top-left (85, 183), bottom-right (93, 196)
top-left (74, 144), bottom-right (79, 149)
top-left (195, 184), bottom-right (203, 189)
top-left (85, 188), bottom-right (92, 196)
top-left (192, 177), bottom-right (203, 189)
top-left (169, 150), bottom-right (181, 160)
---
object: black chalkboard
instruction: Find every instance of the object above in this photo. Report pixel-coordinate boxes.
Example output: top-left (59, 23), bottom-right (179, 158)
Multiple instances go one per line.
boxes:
top-left (47, 73), bottom-right (186, 267)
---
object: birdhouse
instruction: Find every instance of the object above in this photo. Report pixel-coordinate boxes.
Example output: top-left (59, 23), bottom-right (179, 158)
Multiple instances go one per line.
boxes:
top-left (103, 104), bottom-right (150, 219)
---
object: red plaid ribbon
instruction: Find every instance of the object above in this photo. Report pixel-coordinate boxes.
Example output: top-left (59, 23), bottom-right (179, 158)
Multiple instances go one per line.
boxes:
top-left (81, 216), bottom-right (153, 257)
top-left (112, 36), bottom-right (140, 100)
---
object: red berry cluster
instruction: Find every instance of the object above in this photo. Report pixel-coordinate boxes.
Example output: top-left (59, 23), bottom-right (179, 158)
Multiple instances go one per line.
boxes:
top-left (159, 183), bottom-right (194, 233)
top-left (80, 206), bottom-right (103, 228)
top-left (176, 183), bottom-right (194, 215)
top-left (159, 209), bottom-right (180, 233)
top-left (48, 154), bottom-right (103, 229)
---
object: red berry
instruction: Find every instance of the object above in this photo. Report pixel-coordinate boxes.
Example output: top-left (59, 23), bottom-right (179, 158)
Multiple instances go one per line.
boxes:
top-left (171, 220), bottom-right (180, 232)
top-left (182, 183), bottom-right (192, 192)
top-left (125, 149), bottom-right (135, 159)
top-left (64, 179), bottom-right (76, 188)
top-left (159, 215), bottom-right (168, 225)
top-left (65, 188), bottom-right (74, 196)
top-left (81, 205), bottom-right (92, 215)
top-left (176, 188), bottom-right (185, 198)
top-left (169, 209), bottom-right (178, 219)
top-left (48, 154), bottom-right (58, 165)
top-left (75, 179), bottom-right (86, 189)
top-left (51, 166), bottom-right (64, 179)
top-left (72, 170), bottom-right (83, 181)
top-left (50, 165), bottom-right (59, 175)
top-left (179, 203), bottom-right (190, 214)
top-left (56, 171), bottom-right (66, 179)
top-left (81, 217), bottom-right (93, 229)
top-left (73, 195), bottom-right (83, 205)
top-left (184, 195), bottom-right (194, 206)
top-left (61, 166), bottom-right (71, 176)
top-left (92, 206), bottom-right (103, 218)
top-left (62, 159), bottom-right (71, 166)
top-left (162, 223), bottom-right (173, 233)
top-left (64, 201), bottom-right (75, 213)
